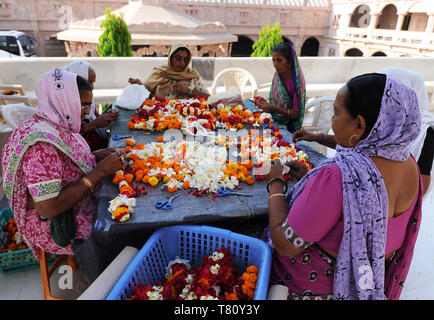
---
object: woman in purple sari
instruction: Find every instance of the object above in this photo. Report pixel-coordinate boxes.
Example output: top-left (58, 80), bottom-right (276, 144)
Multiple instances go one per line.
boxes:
top-left (263, 73), bottom-right (423, 299)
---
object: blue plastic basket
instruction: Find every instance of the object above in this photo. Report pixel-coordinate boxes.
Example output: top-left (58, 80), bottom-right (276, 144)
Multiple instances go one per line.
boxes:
top-left (106, 225), bottom-right (272, 300)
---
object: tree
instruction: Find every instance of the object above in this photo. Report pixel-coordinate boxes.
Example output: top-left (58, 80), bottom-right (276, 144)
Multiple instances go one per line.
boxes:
top-left (251, 22), bottom-right (283, 57)
top-left (97, 7), bottom-right (133, 57)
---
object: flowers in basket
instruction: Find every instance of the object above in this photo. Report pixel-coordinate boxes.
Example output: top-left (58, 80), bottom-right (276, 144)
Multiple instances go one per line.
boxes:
top-left (127, 246), bottom-right (259, 300)
top-left (0, 218), bottom-right (28, 253)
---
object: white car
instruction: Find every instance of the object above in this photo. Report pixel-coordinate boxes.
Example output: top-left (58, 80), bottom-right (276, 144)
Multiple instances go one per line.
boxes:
top-left (0, 30), bottom-right (38, 57)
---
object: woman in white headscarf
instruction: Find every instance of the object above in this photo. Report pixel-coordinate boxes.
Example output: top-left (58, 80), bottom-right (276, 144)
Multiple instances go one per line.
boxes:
top-left (61, 60), bottom-right (119, 150)
top-left (128, 43), bottom-right (209, 99)
top-left (379, 68), bottom-right (434, 196)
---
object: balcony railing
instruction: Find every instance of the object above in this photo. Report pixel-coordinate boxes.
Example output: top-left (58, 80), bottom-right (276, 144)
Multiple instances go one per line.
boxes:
top-left (170, 0), bottom-right (330, 7)
top-left (343, 27), bottom-right (434, 51)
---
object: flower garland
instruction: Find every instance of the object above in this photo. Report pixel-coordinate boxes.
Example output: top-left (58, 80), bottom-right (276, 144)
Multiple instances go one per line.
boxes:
top-left (127, 97), bottom-right (273, 133)
top-left (127, 246), bottom-right (259, 300)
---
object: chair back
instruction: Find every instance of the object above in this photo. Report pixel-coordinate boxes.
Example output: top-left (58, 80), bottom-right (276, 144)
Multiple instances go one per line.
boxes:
top-left (303, 95), bottom-right (336, 134)
top-left (302, 95), bottom-right (336, 156)
top-left (1, 103), bottom-right (36, 129)
top-left (210, 67), bottom-right (258, 99)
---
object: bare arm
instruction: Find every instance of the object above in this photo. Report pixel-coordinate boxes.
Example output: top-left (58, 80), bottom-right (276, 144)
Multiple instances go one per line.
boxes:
top-left (264, 160), bottom-right (309, 257)
top-left (256, 99), bottom-right (300, 120)
top-left (34, 151), bottom-right (125, 219)
top-left (80, 110), bottom-right (119, 134)
top-left (292, 129), bottom-right (337, 149)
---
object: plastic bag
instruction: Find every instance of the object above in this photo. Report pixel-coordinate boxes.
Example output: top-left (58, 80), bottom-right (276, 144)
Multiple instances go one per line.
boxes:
top-left (115, 84), bottom-right (150, 110)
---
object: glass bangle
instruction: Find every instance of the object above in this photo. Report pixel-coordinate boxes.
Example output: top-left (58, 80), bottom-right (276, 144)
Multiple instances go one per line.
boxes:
top-left (266, 178), bottom-right (288, 194)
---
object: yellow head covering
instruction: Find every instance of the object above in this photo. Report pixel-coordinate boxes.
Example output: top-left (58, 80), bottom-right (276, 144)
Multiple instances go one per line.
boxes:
top-left (144, 43), bottom-right (201, 98)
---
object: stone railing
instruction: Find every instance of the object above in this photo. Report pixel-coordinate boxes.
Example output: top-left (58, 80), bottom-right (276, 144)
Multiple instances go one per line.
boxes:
top-left (170, 0), bottom-right (330, 7)
top-left (0, 56), bottom-right (433, 110)
top-left (344, 27), bottom-right (434, 52)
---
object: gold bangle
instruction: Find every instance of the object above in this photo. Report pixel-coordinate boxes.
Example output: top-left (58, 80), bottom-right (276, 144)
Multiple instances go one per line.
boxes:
top-left (268, 193), bottom-right (286, 201)
top-left (81, 176), bottom-right (94, 192)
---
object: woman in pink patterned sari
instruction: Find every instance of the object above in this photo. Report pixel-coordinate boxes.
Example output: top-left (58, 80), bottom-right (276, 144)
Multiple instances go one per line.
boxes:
top-left (2, 69), bottom-right (125, 260)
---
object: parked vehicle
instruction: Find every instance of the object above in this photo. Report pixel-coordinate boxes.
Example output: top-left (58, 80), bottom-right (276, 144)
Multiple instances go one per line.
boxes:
top-left (0, 30), bottom-right (38, 57)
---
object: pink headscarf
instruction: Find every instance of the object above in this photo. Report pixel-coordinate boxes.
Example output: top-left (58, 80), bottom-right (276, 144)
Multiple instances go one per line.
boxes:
top-left (35, 68), bottom-right (82, 133)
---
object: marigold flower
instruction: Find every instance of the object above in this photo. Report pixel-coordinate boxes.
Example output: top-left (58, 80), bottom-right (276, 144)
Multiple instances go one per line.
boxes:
top-left (182, 180), bottom-right (190, 189)
top-left (148, 176), bottom-right (159, 186)
top-left (142, 175), bottom-right (150, 184)
top-left (120, 184), bottom-right (133, 196)
top-left (168, 185), bottom-right (178, 193)
top-left (224, 292), bottom-right (238, 300)
top-left (112, 173), bottom-right (125, 185)
top-left (246, 265), bottom-right (258, 274)
top-left (246, 176), bottom-right (255, 185)
top-left (124, 173), bottom-right (134, 184)
top-left (125, 139), bottom-right (135, 146)
top-left (112, 205), bottom-right (130, 222)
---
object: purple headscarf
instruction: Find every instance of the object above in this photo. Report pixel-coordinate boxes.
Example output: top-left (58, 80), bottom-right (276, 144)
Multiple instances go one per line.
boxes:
top-left (286, 75), bottom-right (421, 299)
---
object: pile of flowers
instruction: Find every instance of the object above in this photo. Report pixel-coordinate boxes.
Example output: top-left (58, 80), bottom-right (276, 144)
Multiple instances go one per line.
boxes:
top-left (108, 97), bottom-right (314, 222)
top-left (127, 246), bottom-right (259, 300)
top-left (108, 128), bottom-right (313, 221)
top-left (0, 218), bottom-right (28, 253)
top-left (127, 97), bottom-right (273, 133)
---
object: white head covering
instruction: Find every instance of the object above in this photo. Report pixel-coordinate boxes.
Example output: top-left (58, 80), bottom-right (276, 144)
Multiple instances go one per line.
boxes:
top-left (380, 68), bottom-right (434, 195)
top-left (61, 60), bottom-right (96, 121)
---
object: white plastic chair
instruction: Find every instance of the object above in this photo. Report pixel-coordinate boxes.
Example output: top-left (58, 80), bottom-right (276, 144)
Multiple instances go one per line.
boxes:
top-left (0, 84), bottom-right (26, 96)
top-left (210, 67), bottom-right (258, 99)
top-left (302, 95), bottom-right (336, 156)
top-left (0, 84), bottom-right (32, 106)
top-left (1, 103), bottom-right (36, 129)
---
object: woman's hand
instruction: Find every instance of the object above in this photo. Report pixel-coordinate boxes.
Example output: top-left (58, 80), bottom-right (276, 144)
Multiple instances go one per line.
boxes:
top-left (92, 148), bottom-right (118, 163)
top-left (95, 150), bottom-right (126, 177)
top-left (292, 129), bottom-right (320, 143)
top-left (128, 78), bottom-right (143, 86)
top-left (285, 160), bottom-right (308, 181)
top-left (263, 159), bottom-right (284, 183)
top-left (256, 99), bottom-right (275, 112)
top-left (93, 110), bottom-right (119, 128)
top-left (172, 81), bottom-right (189, 95)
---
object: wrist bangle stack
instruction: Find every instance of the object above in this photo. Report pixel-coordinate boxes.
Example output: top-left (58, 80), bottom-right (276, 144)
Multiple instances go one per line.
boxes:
top-left (266, 178), bottom-right (288, 194)
top-left (81, 176), bottom-right (95, 192)
top-left (268, 193), bottom-right (286, 201)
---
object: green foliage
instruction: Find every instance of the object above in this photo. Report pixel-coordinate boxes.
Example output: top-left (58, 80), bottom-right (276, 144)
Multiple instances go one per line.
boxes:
top-left (97, 7), bottom-right (133, 57)
top-left (251, 22), bottom-right (284, 57)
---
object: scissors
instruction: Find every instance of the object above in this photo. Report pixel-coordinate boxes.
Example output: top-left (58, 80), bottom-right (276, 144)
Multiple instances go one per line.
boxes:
top-left (217, 188), bottom-right (253, 197)
top-left (112, 134), bottom-right (135, 141)
top-left (155, 193), bottom-right (181, 210)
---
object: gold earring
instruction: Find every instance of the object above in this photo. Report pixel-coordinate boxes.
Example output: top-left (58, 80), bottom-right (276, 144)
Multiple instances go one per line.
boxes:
top-left (348, 134), bottom-right (357, 148)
